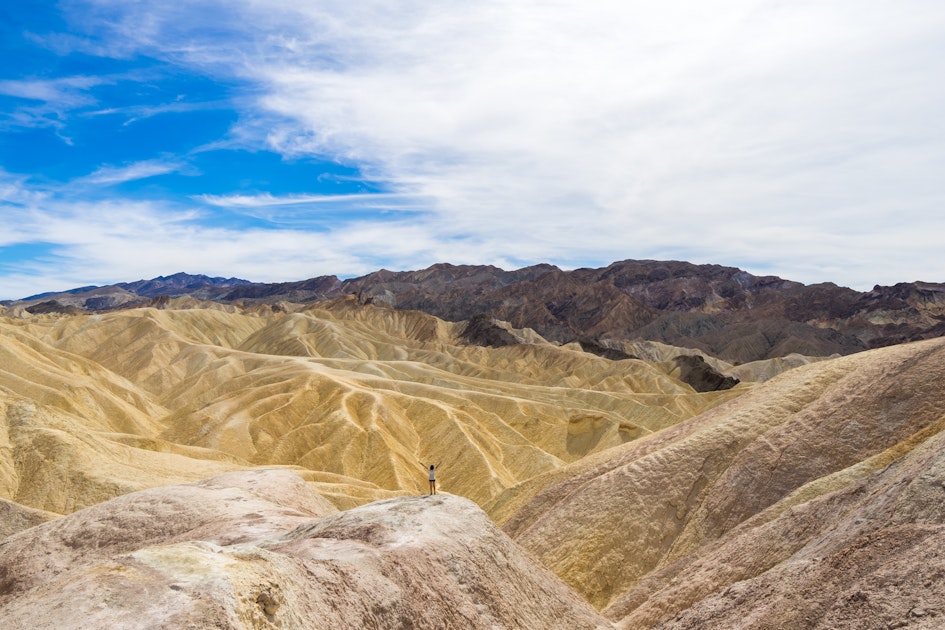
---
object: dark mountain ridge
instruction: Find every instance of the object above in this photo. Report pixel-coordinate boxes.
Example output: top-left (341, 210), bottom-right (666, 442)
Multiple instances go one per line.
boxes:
top-left (7, 261), bottom-right (945, 363)
top-left (117, 272), bottom-right (251, 297)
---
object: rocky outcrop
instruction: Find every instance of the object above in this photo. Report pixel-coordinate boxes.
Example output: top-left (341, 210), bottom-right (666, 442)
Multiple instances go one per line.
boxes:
top-left (0, 471), bottom-right (610, 629)
top-left (459, 313), bottom-right (521, 347)
top-left (24, 300), bottom-right (82, 315)
top-left (0, 469), bottom-right (336, 606)
top-left (672, 355), bottom-right (739, 392)
top-left (578, 339), bottom-right (638, 361)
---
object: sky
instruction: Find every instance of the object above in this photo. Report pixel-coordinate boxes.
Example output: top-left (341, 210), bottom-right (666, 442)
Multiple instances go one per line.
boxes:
top-left (2, 1), bottom-right (945, 300)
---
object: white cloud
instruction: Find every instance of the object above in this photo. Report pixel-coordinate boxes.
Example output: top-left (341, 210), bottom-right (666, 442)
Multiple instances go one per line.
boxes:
top-left (6, 0), bottom-right (945, 294)
top-left (79, 159), bottom-right (187, 185)
top-left (197, 2), bottom-right (945, 285)
top-left (0, 175), bottom-right (458, 298)
top-left (0, 76), bottom-right (102, 102)
top-left (0, 75), bottom-right (108, 131)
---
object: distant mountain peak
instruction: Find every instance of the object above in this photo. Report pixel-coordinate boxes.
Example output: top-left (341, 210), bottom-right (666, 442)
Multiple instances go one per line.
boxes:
top-left (116, 273), bottom-right (252, 298)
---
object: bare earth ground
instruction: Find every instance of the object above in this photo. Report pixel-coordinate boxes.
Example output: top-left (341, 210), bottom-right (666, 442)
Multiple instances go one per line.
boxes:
top-left (2, 302), bottom-right (945, 627)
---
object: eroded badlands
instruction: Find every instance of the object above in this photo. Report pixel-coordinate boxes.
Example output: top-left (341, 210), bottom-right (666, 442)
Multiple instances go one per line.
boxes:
top-left (2, 299), bottom-right (945, 628)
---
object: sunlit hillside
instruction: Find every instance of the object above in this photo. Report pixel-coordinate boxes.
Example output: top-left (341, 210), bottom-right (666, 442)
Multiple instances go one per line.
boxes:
top-left (494, 335), bottom-right (945, 627)
top-left (0, 297), bottom-right (745, 515)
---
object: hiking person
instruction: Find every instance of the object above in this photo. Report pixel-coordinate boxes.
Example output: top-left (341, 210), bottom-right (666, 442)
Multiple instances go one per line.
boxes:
top-left (424, 463), bottom-right (440, 495)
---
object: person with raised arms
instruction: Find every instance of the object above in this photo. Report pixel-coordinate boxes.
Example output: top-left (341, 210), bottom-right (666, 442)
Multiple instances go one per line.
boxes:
top-left (422, 463), bottom-right (441, 495)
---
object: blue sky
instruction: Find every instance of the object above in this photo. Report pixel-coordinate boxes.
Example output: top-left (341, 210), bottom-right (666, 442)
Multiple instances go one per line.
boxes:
top-left (2, 1), bottom-right (945, 300)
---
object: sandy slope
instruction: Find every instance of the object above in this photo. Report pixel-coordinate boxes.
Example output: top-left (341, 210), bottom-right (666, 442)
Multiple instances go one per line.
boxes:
top-left (497, 336), bottom-right (945, 626)
top-left (0, 298), bottom-right (743, 514)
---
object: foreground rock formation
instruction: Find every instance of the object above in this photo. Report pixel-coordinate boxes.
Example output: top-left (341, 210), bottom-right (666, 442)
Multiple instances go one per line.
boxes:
top-left (493, 336), bottom-right (945, 628)
top-left (0, 470), bottom-right (609, 629)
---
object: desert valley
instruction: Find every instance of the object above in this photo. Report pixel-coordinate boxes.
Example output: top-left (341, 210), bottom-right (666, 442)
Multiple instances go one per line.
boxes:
top-left (2, 260), bottom-right (945, 628)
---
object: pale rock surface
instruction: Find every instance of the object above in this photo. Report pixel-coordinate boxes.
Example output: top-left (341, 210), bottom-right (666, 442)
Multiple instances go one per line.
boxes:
top-left (0, 470), bottom-right (610, 629)
top-left (498, 337), bottom-right (945, 624)
top-left (0, 469), bottom-right (336, 605)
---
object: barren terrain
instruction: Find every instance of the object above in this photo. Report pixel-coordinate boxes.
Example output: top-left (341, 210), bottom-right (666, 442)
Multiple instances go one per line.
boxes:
top-left (2, 296), bottom-right (944, 628)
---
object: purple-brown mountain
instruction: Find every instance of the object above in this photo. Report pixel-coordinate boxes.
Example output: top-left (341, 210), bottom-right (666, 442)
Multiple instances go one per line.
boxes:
top-left (9, 260), bottom-right (945, 363)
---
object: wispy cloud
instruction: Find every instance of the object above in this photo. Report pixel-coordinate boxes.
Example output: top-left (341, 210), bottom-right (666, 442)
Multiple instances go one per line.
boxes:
top-left (193, 191), bottom-right (430, 230)
top-left (0, 75), bottom-right (108, 131)
top-left (0, 76), bottom-right (103, 103)
top-left (84, 97), bottom-right (230, 126)
top-left (198, 191), bottom-right (421, 208)
top-left (79, 159), bottom-right (187, 185)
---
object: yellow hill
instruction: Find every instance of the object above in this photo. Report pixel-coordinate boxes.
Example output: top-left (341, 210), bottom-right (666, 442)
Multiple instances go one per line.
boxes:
top-left (0, 298), bottom-right (743, 514)
top-left (495, 336), bottom-right (945, 623)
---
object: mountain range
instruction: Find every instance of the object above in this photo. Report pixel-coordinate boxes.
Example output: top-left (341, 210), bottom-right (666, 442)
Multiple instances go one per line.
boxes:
top-left (6, 260), bottom-right (945, 363)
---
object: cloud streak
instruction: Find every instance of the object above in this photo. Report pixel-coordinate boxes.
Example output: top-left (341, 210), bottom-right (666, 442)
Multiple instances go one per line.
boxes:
top-left (0, 75), bottom-right (109, 133)
top-left (80, 158), bottom-right (187, 185)
top-left (199, 192), bottom-right (421, 208)
top-left (0, 76), bottom-right (103, 103)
